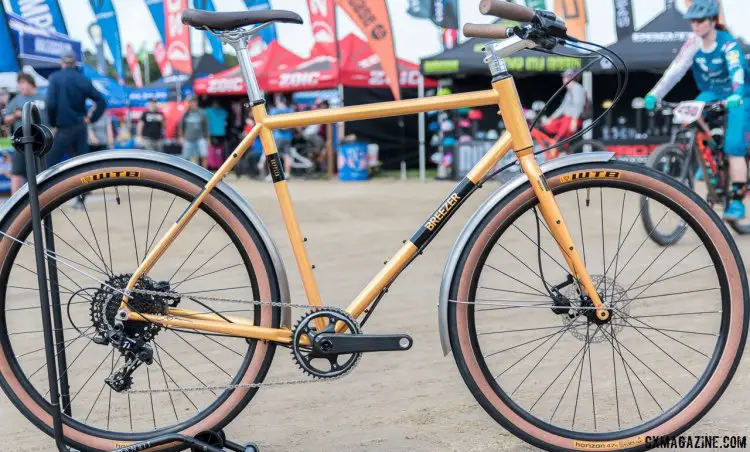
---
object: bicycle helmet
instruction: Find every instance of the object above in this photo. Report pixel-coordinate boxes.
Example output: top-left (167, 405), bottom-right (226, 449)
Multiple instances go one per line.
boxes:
top-left (684, 0), bottom-right (720, 20)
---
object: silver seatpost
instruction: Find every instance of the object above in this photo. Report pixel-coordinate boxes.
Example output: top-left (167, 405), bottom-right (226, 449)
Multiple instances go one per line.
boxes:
top-left (213, 24), bottom-right (273, 106)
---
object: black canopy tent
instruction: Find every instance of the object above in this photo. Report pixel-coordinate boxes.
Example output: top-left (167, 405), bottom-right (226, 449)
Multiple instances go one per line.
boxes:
top-left (420, 34), bottom-right (585, 78)
top-left (594, 5), bottom-right (750, 74)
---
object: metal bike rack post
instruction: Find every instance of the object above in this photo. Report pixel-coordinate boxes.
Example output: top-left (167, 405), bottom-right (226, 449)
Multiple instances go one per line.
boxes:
top-left (13, 102), bottom-right (262, 452)
top-left (16, 103), bottom-right (69, 451)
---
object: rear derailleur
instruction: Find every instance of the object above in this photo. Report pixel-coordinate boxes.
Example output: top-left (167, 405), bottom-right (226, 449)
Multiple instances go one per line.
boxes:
top-left (104, 331), bottom-right (154, 392)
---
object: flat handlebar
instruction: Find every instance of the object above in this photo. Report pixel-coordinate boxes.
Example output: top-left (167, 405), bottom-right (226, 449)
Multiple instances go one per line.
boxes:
top-left (479, 0), bottom-right (535, 22)
top-left (463, 23), bottom-right (510, 39)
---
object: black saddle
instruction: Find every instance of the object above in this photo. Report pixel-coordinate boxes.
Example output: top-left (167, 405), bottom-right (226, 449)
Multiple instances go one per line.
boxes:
top-left (181, 9), bottom-right (303, 31)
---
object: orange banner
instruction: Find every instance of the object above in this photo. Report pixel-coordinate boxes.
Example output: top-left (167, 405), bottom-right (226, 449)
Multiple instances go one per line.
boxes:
top-left (334, 0), bottom-right (400, 100)
top-left (554, 0), bottom-right (587, 41)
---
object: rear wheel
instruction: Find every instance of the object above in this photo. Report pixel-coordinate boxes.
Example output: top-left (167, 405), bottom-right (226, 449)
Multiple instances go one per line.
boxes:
top-left (448, 162), bottom-right (748, 451)
top-left (0, 159), bottom-right (282, 451)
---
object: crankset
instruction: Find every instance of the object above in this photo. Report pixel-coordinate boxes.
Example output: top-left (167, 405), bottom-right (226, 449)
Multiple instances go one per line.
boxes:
top-left (291, 308), bottom-right (413, 379)
top-left (312, 332), bottom-right (413, 355)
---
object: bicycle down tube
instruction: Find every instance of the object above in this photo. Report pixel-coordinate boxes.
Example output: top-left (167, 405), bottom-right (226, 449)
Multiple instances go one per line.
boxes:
top-left (122, 76), bottom-right (609, 342)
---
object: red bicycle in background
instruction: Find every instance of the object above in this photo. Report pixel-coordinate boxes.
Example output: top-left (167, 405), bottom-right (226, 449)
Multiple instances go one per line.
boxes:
top-left (642, 100), bottom-right (750, 245)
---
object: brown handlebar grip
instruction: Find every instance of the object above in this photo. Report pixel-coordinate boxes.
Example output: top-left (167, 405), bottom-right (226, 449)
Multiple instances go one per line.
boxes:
top-left (479, 0), bottom-right (535, 22)
top-left (463, 23), bottom-right (510, 39)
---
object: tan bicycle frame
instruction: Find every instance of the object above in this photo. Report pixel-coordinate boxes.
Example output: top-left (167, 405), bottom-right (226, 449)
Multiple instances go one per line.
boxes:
top-left (120, 77), bottom-right (608, 344)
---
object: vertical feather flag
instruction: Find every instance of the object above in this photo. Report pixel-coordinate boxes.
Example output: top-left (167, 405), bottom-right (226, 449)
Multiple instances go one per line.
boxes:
top-left (334, 0), bottom-right (401, 100)
top-left (164, 0), bottom-right (192, 74)
top-left (194, 0), bottom-right (225, 64)
top-left (244, 0), bottom-right (277, 44)
top-left (89, 0), bottom-right (125, 81)
top-left (145, 0), bottom-right (167, 43)
top-left (0, 3), bottom-right (21, 73)
top-left (9, 0), bottom-right (67, 34)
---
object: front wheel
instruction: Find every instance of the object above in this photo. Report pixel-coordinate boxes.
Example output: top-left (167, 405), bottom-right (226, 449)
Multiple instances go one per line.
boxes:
top-left (0, 158), bottom-right (283, 451)
top-left (448, 161), bottom-right (748, 451)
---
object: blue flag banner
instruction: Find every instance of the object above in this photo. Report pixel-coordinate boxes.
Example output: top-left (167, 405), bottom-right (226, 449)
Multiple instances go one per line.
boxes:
top-left (194, 0), bottom-right (225, 64)
top-left (244, 0), bottom-right (276, 44)
top-left (0, 4), bottom-right (20, 72)
top-left (89, 0), bottom-right (124, 81)
top-left (9, 0), bottom-right (68, 34)
top-left (145, 0), bottom-right (166, 43)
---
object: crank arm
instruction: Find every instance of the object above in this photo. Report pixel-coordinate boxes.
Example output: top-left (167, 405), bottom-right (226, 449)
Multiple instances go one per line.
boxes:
top-left (313, 333), bottom-right (413, 355)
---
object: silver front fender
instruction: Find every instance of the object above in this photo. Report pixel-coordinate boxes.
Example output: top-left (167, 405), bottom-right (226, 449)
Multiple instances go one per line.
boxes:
top-left (438, 152), bottom-right (615, 356)
top-left (0, 150), bottom-right (293, 328)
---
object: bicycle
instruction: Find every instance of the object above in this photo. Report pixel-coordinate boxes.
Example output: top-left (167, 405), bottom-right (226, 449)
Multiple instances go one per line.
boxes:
top-left (0, 2), bottom-right (747, 451)
top-left (641, 100), bottom-right (750, 245)
top-left (529, 126), bottom-right (607, 160)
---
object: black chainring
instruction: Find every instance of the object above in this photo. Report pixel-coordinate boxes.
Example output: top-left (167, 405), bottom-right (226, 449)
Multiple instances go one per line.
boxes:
top-left (291, 309), bottom-right (361, 379)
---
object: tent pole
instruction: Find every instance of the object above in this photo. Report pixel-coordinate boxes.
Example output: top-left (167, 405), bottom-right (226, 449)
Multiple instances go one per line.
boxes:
top-left (418, 74), bottom-right (426, 182)
top-left (582, 70), bottom-right (593, 148)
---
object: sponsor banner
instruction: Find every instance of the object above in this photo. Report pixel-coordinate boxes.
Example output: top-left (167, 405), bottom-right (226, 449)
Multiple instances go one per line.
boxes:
top-left (431, 0), bottom-right (458, 29)
top-left (9, 0), bottom-right (67, 34)
top-left (334, 0), bottom-right (401, 100)
top-left (194, 0), bottom-right (224, 64)
top-left (407, 0), bottom-right (430, 19)
top-left (89, 0), bottom-right (125, 81)
top-left (442, 28), bottom-right (457, 50)
top-left (153, 40), bottom-right (171, 75)
top-left (614, 0), bottom-right (634, 40)
top-left (631, 31), bottom-right (692, 43)
top-left (0, 4), bottom-right (20, 72)
top-left (126, 43), bottom-right (143, 87)
top-left (164, 0), bottom-right (192, 74)
top-left (145, 0), bottom-right (166, 43)
top-left (307, 0), bottom-right (337, 58)
top-left (244, 0), bottom-right (276, 44)
top-left (554, 0), bottom-right (587, 40)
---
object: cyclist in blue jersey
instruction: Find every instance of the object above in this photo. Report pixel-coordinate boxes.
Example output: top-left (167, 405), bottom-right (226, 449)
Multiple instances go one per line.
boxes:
top-left (645, 0), bottom-right (750, 220)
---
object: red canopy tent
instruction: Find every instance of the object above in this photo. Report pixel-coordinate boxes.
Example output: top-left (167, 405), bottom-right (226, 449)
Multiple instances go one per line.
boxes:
top-left (195, 36), bottom-right (435, 96)
top-left (265, 42), bottom-right (339, 92)
top-left (194, 41), bottom-right (304, 96)
top-left (339, 34), bottom-right (437, 90)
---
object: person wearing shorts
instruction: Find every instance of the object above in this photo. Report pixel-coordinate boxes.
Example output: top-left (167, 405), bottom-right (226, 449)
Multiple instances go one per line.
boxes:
top-left (3, 73), bottom-right (48, 194)
top-left (137, 99), bottom-right (165, 152)
top-left (178, 97), bottom-right (209, 167)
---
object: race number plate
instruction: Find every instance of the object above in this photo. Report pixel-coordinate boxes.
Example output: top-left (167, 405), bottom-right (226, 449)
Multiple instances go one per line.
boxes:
top-left (672, 101), bottom-right (705, 125)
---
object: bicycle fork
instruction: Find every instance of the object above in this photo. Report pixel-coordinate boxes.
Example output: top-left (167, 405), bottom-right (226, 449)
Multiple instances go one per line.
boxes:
top-left (492, 76), bottom-right (610, 322)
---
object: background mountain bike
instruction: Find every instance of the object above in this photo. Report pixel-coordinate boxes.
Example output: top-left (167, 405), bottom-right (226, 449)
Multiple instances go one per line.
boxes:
top-left (0, 3), bottom-right (747, 452)
top-left (641, 100), bottom-right (750, 245)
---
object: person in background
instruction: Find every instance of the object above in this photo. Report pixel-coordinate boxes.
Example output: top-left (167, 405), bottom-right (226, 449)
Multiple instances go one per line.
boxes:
top-left (178, 97), bottom-right (210, 167)
top-left (204, 99), bottom-right (228, 145)
top-left (88, 112), bottom-right (114, 153)
top-left (46, 50), bottom-right (106, 209)
top-left (137, 99), bottom-right (165, 152)
top-left (645, 0), bottom-right (750, 220)
top-left (541, 69), bottom-right (586, 145)
top-left (266, 93), bottom-right (294, 179)
top-left (3, 73), bottom-right (47, 193)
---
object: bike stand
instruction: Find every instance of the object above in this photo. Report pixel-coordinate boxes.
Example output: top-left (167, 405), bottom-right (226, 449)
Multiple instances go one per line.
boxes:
top-left (13, 104), bottom-right (263, 452)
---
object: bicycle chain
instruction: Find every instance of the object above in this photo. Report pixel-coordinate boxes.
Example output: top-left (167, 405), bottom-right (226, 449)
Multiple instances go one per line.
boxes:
top-left (124, 287), bottom-right (359, 394)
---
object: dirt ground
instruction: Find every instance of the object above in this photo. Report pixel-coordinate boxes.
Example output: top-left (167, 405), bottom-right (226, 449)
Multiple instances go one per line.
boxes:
top-left (1, 177), bottom-right (748, 451)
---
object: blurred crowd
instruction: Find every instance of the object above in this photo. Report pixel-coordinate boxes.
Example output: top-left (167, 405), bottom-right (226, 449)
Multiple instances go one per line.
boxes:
top-left (1, 60), bottom-right (336, 196)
